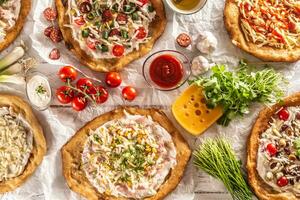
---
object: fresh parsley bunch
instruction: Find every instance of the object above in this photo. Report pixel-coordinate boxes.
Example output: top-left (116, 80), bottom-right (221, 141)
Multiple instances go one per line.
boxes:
top-left (191, 60), bottom-right (287, 126)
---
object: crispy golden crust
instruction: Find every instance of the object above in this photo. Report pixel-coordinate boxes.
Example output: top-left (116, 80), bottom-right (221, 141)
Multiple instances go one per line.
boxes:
top-left (55, 0), bottom-right (167, 72)
top-left (61, 107), bottom-right (191, 200)
top-left (247, 93), bottom-right (300, 200)
top-left (0, 94), bottom-right (46, 193)
top-left (224, 0), bottom-right (300, 62)
top-left (0, 0), bottom-right (31, 52)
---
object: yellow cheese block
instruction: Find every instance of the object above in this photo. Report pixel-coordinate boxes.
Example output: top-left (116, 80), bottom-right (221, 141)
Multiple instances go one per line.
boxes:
top-left (172, 84), bottom-right (223, 136)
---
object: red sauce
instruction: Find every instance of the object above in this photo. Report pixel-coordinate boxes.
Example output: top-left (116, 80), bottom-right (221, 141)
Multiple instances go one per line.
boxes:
top-left (149, 54), bottom-right (184, 89)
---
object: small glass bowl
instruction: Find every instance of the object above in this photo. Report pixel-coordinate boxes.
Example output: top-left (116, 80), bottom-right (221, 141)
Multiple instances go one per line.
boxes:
top-left (142, 50), bottom-right (191, 91)
top-left (25, 70), bottom-right (52, 111)
top-left (165, 0), bottom-right (208, 15)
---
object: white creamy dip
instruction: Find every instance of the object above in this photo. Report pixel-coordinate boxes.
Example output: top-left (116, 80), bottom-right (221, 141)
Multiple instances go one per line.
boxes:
top-left (67, 0), bottom-right (156, 59)
top-left (82, 112), bottom-right (177, 199)
top-left (257, 106), bottom-right (300, 196)
top-left (0, 0), bottom-right (21, 41)
top-left (26, 74), bottom-right (51, 110)
top-left (0, 107), bottom-right (33, 181)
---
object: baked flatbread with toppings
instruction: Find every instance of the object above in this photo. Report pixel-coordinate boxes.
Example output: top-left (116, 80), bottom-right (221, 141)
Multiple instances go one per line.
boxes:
top-left (55, 0), bottom-right (166, 72)
top-left (61, 107), bottom-right (191, 200)
top-left (0, 0), bottom-right (31, 52)
top-left (248, 93), bottom-right (300, 200)
top-left (0, 94), bottom-right (46, 193)
top-left (224, 0), bottom-right (300, 62)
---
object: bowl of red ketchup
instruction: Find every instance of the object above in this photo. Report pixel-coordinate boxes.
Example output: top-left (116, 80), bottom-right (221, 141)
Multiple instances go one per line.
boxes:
top-left (143, 50), bottom-right (191, 91)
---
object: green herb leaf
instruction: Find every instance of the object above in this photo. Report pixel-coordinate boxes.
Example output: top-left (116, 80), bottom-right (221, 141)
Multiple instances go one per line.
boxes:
top-left (35, 85), bottom-right (46, 95)
top-left (190, 61), bottom-right (287, 126)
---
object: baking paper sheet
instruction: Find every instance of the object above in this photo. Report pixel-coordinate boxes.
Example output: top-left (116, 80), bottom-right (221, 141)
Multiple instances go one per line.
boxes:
top-left (0, 0), bottom-right (300, 199)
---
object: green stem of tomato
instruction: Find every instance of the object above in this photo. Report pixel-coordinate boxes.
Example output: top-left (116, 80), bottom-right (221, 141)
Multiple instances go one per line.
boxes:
top-left (66, 79), bottom-right (96, 105)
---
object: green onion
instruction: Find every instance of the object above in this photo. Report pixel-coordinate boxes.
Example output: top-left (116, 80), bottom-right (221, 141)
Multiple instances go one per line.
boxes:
top-left (0, 74), bottom-right (25, 85)
top-left (121, 30), bottom-right (128, 39)
top-left (0, 45), bottom-right (25, 72)
top-left (96, 44), bottom-right (109, 52)
top-left (0, 62), bottom-right (23, 75)
top-left (132, 12), bottom-right (139, 20)
top-left (102, 30), bottom-right (109, 39)
top-left (82, 29), bottom-right (90, 38)
top-left (194, 137), bottom-right (253, 200)
top-left (87, 12), bottom-right (95, 20)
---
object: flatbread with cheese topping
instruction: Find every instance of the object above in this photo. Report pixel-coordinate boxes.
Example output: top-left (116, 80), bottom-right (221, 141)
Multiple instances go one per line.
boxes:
top-left (0, 94), bottom-right (46, 193)
top-left (56, 0), bottom-right (167, 72)
top-left (0, 0), bottom-right (31, 52)
top-left (224, 0), bottom-right (300, 62)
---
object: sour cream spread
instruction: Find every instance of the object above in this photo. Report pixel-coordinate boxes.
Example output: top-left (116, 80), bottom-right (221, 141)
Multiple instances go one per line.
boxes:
top-left (26, 74), bottom-right (51, 110)
top-left (0, 0), bottom-right (21, 41)
top-left (67, 0), bottom-right (156, 59)
top-left (0, 107), bottom-right (33, 181)
top-left (257, 106), bottom-right (300, 196)
top-left (82, 112), bottom-right (177, 199)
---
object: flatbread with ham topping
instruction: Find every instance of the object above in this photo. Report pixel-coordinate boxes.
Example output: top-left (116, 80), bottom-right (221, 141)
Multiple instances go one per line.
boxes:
top-left (61, 107), bottom-right (191, 200)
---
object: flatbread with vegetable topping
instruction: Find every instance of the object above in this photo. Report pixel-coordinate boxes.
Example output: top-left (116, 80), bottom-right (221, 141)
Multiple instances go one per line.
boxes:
top-left (61, 107), bottom-right (191, 200)
top-left (224, 0), bottom-right (300, 62)
top-left (55, 0), bottom-right (166, 72)
top-left (0, 0), bottom-right (31, 52)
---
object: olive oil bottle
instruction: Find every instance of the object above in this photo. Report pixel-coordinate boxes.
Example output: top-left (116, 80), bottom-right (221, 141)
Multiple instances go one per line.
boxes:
top-left (172, 0), bottom-right (201, 11)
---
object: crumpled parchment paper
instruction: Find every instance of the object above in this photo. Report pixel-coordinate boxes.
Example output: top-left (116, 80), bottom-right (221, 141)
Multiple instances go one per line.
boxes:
top-left (0, 0), bottom-right (300, 200)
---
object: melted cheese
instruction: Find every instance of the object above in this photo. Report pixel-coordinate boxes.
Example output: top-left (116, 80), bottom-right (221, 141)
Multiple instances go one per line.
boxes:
top-left (237, 0), bottom-right (300, 49)
top-left (172, 85), bottom-right (223, 136)
top-left (0, 107), bottom-right (33, 181)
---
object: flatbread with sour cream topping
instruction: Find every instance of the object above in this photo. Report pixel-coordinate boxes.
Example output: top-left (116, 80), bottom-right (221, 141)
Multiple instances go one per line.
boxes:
top-left (61, 107), bottom-right (191, 200)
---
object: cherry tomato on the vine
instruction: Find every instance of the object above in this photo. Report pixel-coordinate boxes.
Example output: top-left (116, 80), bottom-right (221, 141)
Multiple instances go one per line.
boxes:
top-left (58, 66), bottom-right (78, 82)
top-left (76, 78), bottom-right (94, 93)
top-left (72, 96), bottom-right (87, 111)
top-left (56, 86), bottom-right (75, 104)
top-left (105, 72), bottom-right (122, 88)
top-left (122, 86), bottom-right (137, 101)
top-left (89, 86), bottom-right (109, 104)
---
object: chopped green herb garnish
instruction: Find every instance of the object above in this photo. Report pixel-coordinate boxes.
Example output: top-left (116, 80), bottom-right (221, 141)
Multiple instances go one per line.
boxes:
top-left (35, 85), bottom-right (46, 95)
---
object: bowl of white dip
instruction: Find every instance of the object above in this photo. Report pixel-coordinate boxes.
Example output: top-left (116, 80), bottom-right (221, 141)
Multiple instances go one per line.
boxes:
top-left (25, 70), bottom-right (52, 111)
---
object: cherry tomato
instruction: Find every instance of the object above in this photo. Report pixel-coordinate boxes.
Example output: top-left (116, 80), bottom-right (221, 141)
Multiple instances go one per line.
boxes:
top-left (58, 66), bottom-right (78, 82)
top-left (278, 108), bottom-right (290, 121)
top-left (56, 86), bottom-right (75, 104)
top-left (277, 176), bottom-right (288, 187)
top-left (76, 78), bottom-right (93, 93)
top-left (105, 72), bottom-right (122, 88)
top-left (135, 27), bottom-right (147, 39)
top-left (266, 143), bottom-right (277, 156)
top-left (72, 96), bottom-right (88, 111)
top-left (122, 86), bottom-right (137, 101)
top-left (112, 45), bottom-right (125, 57)
top-left (74, 16), bottom-right (85, 26)
top-left (90, 86), bottom-right (109, 104)
top-left (138, 0), bottom-right (148, 6)
top-left (87, 40), bottom-right (97, 50)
